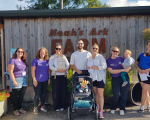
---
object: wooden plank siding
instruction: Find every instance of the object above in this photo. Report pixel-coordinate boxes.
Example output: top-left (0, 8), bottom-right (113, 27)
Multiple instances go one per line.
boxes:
top-left (4, 15), bottom-right (149, 85)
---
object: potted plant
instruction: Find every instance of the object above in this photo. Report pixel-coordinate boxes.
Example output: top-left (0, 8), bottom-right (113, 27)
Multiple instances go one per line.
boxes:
top-left (0, 90), bottom-right (10, 117)
top-left (143, 28), bottom-right (150, 41)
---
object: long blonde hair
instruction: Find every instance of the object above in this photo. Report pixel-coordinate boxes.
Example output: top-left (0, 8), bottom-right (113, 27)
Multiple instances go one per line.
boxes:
top-left (35, 47), bottom-right (49, 61)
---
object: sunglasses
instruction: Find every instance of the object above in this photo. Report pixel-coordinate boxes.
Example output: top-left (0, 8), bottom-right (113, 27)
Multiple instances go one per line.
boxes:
top-left (77, 43), bottom-right (84, 45)
top-left (93, 47), bottom-right (98, 50)
top-left (17, 51), bottom-right (23, 53)
top-left (112, 50), bottom-right (119, 53)
top-left (56, 48), bottom-right (61, 50)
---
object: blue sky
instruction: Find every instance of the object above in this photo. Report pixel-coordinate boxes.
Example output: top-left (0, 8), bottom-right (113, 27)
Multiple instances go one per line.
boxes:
top-left (0, 0), bottom-right (150, 10)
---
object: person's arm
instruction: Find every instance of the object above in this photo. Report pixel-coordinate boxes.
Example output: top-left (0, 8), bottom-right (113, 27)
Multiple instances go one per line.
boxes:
top-left (70, 53), bottom-right (82, 74)
top-left (107, 67), bottom-right (126, 74)
top-left (8, 64), bottom-right (17, 86)
top-left (135, 59), bottom-right (143, 74)
top-left (31, 66), bottom-right (38, 87)
top-left (97, 56), bottom-right (107, 70)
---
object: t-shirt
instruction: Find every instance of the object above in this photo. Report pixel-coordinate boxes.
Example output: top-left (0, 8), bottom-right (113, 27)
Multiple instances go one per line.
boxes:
top-left (70, 50), bottom-right (91, 74)
top-left (31, 58), bottom-right (49, 82)
top-left (9, 58), bottom-right (26, 78)
top-left (106, 56), bottom-right (124, 77)
top-left (137, 53), bottom-right (150, 70)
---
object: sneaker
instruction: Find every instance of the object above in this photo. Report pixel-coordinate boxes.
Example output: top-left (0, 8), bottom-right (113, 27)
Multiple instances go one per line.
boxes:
top-left (78, 88), bottom-right (83, 93)
top-left (14, 110), bottom-right (19, 116)
top-left (85, 88), bottom-right (88, 93)
top-left (60, 108), bottom-right (64, 111)
top-left (138, 106), bottom-right (144, 113)
top-left (34, 107), bottom-right (39, 114)
top-left (99, 111), bottom-right (104, 118)
top-left (110, 110), bottom-right (115, 114)
top-left (146, 105), bottom-right (150, 111)
top-left (120, 110), bottom-right (125, 115)
top-left (40, 106), bottom-right (48, 112)
top-left (122, 81), bottom-right (128, 87)
top-left (56, 109), bottom-right (59, 112)
top-left (19, 108), bottom-right (26, 114)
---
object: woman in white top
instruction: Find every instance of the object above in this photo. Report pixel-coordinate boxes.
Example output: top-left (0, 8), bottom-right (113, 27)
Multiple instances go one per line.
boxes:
top-left (49, 44), bottom-right (69, 112)
top-left (87, 43), bottom-right (107, 119)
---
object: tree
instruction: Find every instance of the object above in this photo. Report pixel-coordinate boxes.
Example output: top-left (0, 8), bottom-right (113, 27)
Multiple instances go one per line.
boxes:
top-left (17, 0), bottom-right (110, 10)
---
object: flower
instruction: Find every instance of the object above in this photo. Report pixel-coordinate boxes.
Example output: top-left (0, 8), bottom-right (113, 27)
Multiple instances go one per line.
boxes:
top-left (0, 90), bottom-right (10, 102)
top-left (143, 28), bottom-right (150, 40)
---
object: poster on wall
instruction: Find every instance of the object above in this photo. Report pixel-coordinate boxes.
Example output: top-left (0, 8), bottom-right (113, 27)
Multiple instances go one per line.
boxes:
top-left (10, 48), bottom-right (17, 58)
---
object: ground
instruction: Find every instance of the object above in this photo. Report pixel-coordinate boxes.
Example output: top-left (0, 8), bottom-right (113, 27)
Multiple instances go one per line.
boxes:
top-left (1, 102), bottom-right (150, 120)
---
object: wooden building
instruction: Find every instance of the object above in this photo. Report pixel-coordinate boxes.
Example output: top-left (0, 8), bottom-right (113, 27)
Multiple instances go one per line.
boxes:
top-left (0, 6), bottom-right (150, 89)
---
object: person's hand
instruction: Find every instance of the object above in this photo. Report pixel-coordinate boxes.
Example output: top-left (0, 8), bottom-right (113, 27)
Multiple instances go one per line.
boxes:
top-left (87, 67), bottom-right (90, 70)
top-left (77, 70), bottom-right (82, 74)
top-left (91, 65), bottom-right (97, 69)
top-left (57, 69), bottom-right (64, 72)
top-left (33, 79), bottom-right (38, 87)
top-left (121, 63), bottom-right (123, 66)
top-left (13, 81), bottom-right (17, 86)
top-left (62, 69), bottom-right (67, 72)
top-left (143, 69), bottom-right (149, 74)
top-left (138, 68), bottom-right (143, 74)
top-left (48, 79), bottom-right (50, 85)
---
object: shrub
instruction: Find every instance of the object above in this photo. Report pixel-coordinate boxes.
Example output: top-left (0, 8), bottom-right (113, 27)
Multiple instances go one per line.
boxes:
top-left (0, 90), bottom-right (10, 102)
top-left (143, 28), bottom-right (150, 40)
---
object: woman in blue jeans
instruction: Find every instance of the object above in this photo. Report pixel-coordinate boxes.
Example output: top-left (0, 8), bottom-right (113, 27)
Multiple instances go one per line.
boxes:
top-left (106, 46), bottom-right (131, 115)
top-left (8, 47), bottom-right (28, 116)
top-left (31, 47), bottom-right (51, 114)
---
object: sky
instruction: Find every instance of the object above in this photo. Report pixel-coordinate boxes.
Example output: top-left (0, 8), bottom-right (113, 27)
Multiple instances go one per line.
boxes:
top-left (0, 0), bottom-right (150, 10)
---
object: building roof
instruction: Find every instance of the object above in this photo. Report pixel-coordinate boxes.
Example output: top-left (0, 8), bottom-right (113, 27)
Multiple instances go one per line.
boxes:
top-left (0, 6), bottom-right (150, 18)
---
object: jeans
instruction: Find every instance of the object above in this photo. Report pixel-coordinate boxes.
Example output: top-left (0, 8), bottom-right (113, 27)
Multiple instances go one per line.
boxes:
top-left (33, 80), bottom-right (48, 107)
top-left (111, 74), bottom-right (130, 110)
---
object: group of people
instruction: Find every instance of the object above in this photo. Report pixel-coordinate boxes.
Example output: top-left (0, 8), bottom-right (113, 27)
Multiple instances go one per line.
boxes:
top-left (8, 39), bottom-right (150, 119)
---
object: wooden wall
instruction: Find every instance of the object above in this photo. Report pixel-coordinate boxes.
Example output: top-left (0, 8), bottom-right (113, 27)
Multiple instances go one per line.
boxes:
top-left (4, 15), bottom-right (150, 85)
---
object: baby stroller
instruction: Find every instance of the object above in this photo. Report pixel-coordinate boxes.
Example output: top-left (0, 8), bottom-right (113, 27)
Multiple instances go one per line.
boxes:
top-left (68, 71), bottom-right (98, 120)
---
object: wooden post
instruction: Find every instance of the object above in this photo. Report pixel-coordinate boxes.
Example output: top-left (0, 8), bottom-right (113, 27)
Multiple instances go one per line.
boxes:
top-left (1, 29), bottom-right (5, 89)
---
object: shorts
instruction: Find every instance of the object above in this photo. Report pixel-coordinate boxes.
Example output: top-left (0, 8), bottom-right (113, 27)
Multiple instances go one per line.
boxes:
top-left (93, 80), bottom-right (105, 88)
top-left (138, 72), bottom-right (150, 85)
top-left (10, 76), bottom-right (27, 89)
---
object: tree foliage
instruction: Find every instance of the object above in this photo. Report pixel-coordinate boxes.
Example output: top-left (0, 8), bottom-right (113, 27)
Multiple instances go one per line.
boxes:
top-left (17, 0), bottom-right (110, 10)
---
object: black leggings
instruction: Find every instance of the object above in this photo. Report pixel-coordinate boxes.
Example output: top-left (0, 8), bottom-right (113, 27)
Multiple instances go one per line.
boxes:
top-left (52, 75), bottom-right (67, 110)
top-left (33, 80), bottom-right (48, 107)
top-left (12, 86), bottom-right (27, 111)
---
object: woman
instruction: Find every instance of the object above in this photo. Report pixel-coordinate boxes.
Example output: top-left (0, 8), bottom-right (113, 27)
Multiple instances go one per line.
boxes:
top-left (8, 47), bottom-right (28, 116)
top-left (135, 41), bottom-right (150, 112)
top-left (31, 47), bottom-right (50, 114)
top-left (87, 43), bottom-right (107, 118)
top-left (49, 44), bottom-right (69, 112)
top-left (106, 47), bottom-right (131, 115)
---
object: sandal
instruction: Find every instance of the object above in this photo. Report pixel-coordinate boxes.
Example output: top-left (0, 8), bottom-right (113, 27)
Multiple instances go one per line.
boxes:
top-left (19, 108), bottom-right (26, 114)
top-left (14, 110), bottom-right (19, 116)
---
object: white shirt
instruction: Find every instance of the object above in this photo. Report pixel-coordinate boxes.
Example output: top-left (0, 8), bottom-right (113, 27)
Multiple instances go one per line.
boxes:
top-left (70, 50), bottom-right (91, 74)
top-left (49, 54), bottom-right (69, 76)
top-left (87, 54), bottom-right (107, 83)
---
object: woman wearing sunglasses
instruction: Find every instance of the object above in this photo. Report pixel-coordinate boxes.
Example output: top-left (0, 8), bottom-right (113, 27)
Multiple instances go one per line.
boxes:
top-left (31, 47), bottom-right (50, 114)
top-left (87, 43), bottom-right (107, 118)
top-left (49, 44), bottom-right (69, 112)
top-left (8, 47), bottom-right (28, 116)
top-left (106, 47), bottom-right (131, 116)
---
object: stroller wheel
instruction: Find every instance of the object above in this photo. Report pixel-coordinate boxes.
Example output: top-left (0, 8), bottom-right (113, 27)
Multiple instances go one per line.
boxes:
top-left (68, 107), bottom-right (72, 120)
top-left (96, 106), bottom-right (98, 120)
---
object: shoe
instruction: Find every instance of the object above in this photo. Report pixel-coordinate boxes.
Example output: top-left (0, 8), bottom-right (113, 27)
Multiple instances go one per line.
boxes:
top-left (99, 111), bottom-right (104, 118)
top-left (110, 110), bottom-right (115, 114)
top-left (56, 109), bottom-right (59, 112)
top-left (14, 110), bottom-right (19, 116)
top-left (122, 81), bottom-right (128, 87)
top-left (138, 106), bottom-right (144, 113)
top-left (40, 106), bottom-right (48, 112)
top-left (146, 105), bottom-right (150, 111)
top-left (78, 88), bottom-right (83, 93)
top-left (60, 108), bottom-right (64, 111)
top-left (85, 88), bottom-right (88, 92)
top-left (120, 110), bottom-right (125, 115)
top-left (19, 108), bottom-right (26, 114)
top-left (34, 107), bottom-right (39, 114)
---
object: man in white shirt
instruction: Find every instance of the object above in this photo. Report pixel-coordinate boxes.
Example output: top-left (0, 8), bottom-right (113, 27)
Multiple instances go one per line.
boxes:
top-left (70, 40), bottom-right (91, 74)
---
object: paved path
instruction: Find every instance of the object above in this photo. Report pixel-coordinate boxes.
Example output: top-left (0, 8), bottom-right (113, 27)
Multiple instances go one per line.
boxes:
top-left (1, 102), bottom-right (150, 120)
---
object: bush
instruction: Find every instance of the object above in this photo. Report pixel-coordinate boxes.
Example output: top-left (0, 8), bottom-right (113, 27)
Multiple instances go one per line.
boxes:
top-left (143, 28), bottom-right (150, 40)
